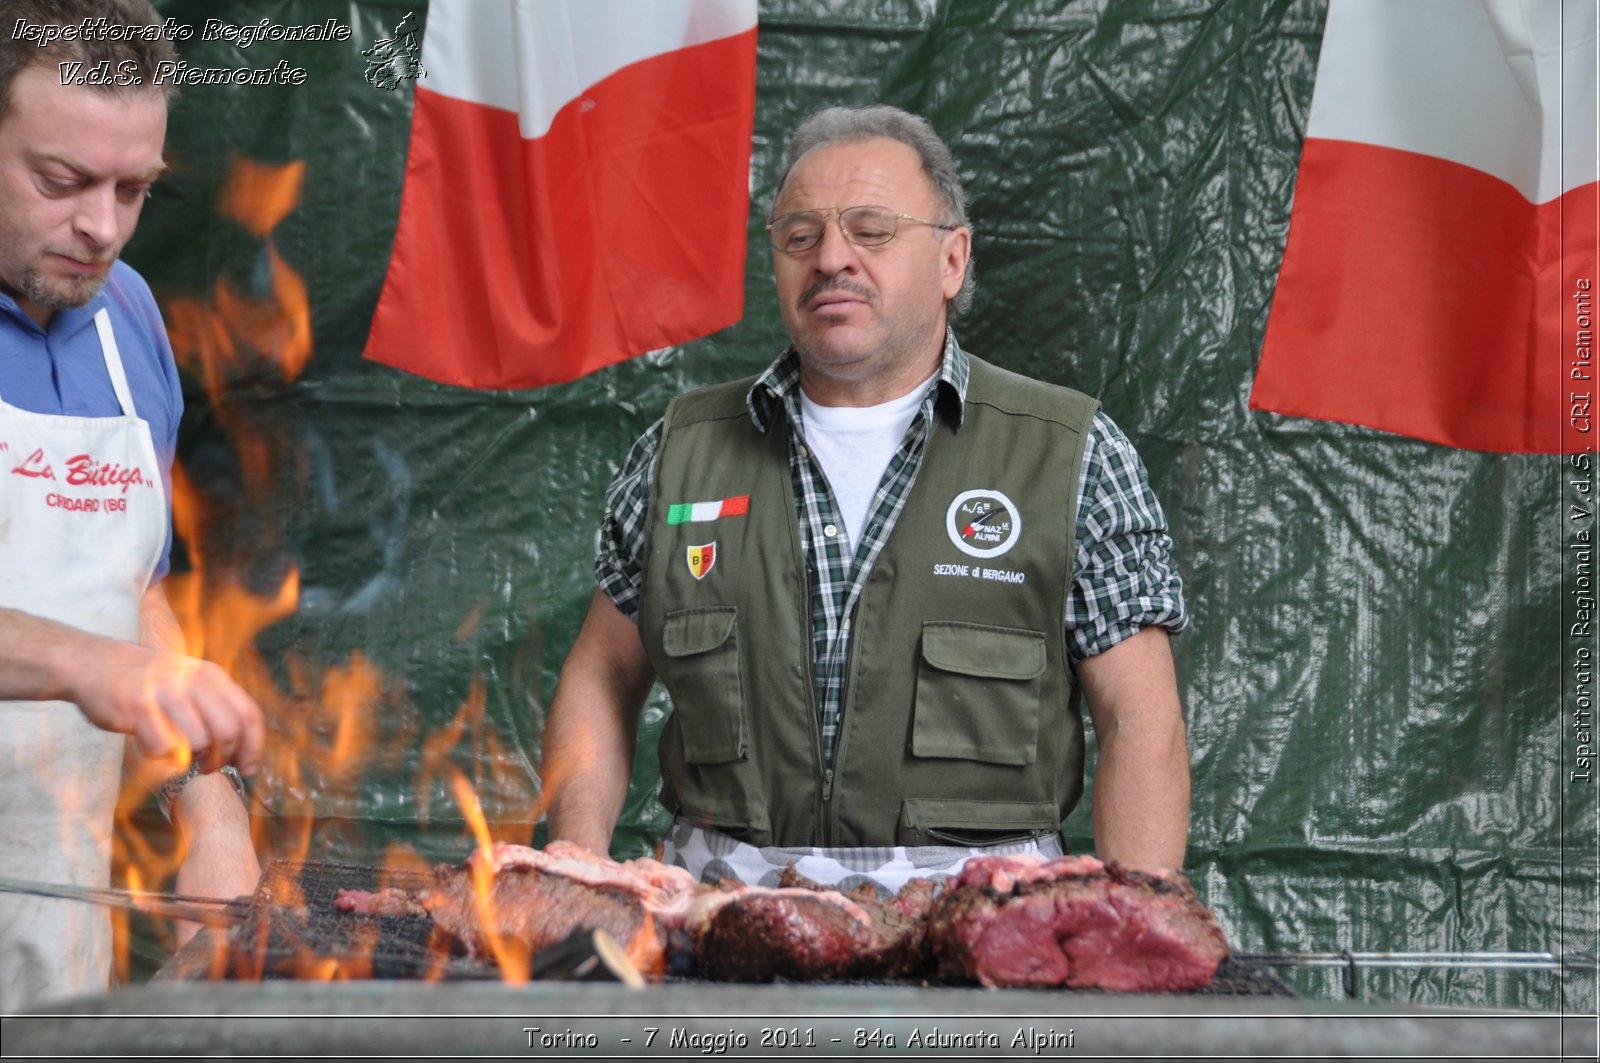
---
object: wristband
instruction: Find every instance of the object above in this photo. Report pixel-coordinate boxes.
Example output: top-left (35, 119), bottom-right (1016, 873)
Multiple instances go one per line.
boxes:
top-left (157, 762), bottom-right (248, 821)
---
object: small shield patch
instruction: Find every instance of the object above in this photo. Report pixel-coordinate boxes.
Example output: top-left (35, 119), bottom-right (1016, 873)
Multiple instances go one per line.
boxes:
top-left (687, 542), bottom-right (717, 580)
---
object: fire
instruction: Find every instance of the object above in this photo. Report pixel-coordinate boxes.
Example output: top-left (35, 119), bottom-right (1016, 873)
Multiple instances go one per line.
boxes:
top-left (108, 151), bottom-right (541, 989)
top-left (453, 778), bottom-right (530, 984)
top-left (415, 678), bottom-right (539, 835)
top-left (165, 244), bottom-right (312, 403)
top-left (108, 149), bottom-right (334, 983)
top-left (165, 157), bottom-right (313, 401)
top-left (215, 156), bottom-right (306, 238)
top-left (164, 465), bottom-right (298, 667)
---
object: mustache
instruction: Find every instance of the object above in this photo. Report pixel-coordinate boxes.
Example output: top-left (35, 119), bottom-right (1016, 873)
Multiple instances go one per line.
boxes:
top-left (799, 277), bottom-right (875, 308)
top-left (46, 249), bottom-right (116, 266)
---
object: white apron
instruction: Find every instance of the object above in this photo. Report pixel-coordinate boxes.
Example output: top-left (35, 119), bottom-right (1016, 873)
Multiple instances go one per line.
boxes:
top-left (0, 309), bottom-right (165, 1011)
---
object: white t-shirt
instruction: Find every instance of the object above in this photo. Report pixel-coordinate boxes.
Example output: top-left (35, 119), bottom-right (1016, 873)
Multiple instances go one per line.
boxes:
top-left (798, 376), bottom-right (932, 552)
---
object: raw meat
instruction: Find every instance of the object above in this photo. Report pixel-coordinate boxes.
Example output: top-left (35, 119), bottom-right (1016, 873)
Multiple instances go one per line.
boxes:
top-left (927, 853), bottom-right (1229, 991)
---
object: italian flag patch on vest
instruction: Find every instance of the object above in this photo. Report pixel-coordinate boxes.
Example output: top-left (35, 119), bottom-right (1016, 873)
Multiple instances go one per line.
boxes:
top-left (666, 495), bottom-right (749, 525)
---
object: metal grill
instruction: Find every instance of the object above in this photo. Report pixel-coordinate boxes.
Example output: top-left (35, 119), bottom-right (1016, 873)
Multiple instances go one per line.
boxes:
top-left (227, 860), bottom-right (493, 981)
top-left (1186, 957), bottom-right (1294, 997)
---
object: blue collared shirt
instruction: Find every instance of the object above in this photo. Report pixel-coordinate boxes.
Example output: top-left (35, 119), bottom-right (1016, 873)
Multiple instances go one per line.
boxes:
top-left (0, 261), bottom-right (182, 580)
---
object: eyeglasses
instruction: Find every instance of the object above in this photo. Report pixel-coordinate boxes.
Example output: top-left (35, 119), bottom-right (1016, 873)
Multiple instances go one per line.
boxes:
top-left (766, 205), bottom-right (957, 254)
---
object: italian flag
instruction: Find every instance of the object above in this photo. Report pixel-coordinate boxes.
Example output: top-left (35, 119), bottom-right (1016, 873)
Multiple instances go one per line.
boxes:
top-left (1250, 0), bottom-right (1598, 453)
top-left (666, 495), bottom-right (749, 525)
top-left (362, 0), bottom-right (758, 390)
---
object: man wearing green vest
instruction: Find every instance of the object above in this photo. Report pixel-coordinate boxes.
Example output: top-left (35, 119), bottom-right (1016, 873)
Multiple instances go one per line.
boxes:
top-left (543, 105), bottom-right (1191, 890)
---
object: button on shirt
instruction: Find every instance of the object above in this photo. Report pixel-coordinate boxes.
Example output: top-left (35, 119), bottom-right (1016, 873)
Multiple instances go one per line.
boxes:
top-left (597, 334), bottom-right (1188, 765)
top-left (0, 262), bottom-right (182, 579)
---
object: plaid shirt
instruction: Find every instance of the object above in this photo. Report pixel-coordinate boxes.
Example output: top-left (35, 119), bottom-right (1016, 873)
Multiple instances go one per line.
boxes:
top-left (597, 335), bottom-right (1188, 765)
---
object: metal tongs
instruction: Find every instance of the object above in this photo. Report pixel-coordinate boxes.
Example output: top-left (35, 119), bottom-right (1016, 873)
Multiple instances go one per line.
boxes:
top-left (0, 873), bottom-right (251, 927)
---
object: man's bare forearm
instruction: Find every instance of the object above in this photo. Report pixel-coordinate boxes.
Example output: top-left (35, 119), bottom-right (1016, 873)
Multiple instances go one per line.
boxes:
top-left (138, 582), bottom-right (188, 654)
top-left (168, 771), bottom-right (260, 944)
top-left (0, 606), bottom-right (103, 703)
top-left (139, 588), bottom-right (262, 940)
top-left (1077, 625), bottom-right (1191, 870)
top-left (542, 668), bottom-right (641, 853)
top-left (542, 590), bottom-right (657, 855)
top-left (1090, 705), bottom-right (1190, 869)
top-left (0, 590), bottom-right (264, 774)
top-left (173, 773), bottom-right (258, 883)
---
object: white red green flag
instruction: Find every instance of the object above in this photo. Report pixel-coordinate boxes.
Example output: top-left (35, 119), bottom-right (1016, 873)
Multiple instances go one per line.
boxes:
top-left (362, 0), bottom-right (758, 390)
top-left (1251, 0), bottom-right (1597, 452)
top-left (666, 495), bottom-right (749, 525)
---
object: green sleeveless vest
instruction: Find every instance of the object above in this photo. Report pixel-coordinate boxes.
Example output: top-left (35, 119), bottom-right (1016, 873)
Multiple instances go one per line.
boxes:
top-left (639, 354), bottom-right (1098, 848)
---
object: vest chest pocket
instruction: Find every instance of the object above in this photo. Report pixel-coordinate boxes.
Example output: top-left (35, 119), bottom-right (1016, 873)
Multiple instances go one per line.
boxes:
top-left (661, 607), bottom-right (746, 764)
top-left (913, 621), bottom-right (1046, 765)
top-left (899, 797), bottom-right (1063, 847)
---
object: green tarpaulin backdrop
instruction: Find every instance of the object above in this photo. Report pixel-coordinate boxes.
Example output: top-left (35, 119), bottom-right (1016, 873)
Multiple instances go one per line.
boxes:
top-left (113, 0), bottom-right (1596, 1009)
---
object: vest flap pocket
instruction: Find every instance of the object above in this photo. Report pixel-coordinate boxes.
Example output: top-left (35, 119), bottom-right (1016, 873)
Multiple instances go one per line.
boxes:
top-left (921, 622), bottom-right (1046, 680)
top-left (662, 607), bottom-right (738, 657)
top-left (899, 797), bottom-right (1061, 847)
top-left (661, 607), bottom-right (745, 764)
top-left (913, 622), bottom-right (1045, 765)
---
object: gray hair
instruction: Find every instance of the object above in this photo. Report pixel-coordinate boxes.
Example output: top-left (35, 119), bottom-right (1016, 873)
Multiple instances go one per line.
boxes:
top-left (772, 105), bottom-right (977, 319)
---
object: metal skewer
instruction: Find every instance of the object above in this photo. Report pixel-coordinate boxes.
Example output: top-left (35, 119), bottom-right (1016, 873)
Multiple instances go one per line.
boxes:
top-left (1234, 950), bottom-right (1599, 1000)
top-left (1236, 950), bottom-right (1598, 971)
top-left (0, 873), bottom-right (251, 928)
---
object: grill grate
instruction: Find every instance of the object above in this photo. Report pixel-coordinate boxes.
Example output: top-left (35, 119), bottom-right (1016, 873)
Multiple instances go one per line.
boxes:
top-left (223, 859), bottom-right (1293, 995)
top-left (1190, 957), bottom-right (1295, 997)
top-left (227, 859), bottom-right (494, 981)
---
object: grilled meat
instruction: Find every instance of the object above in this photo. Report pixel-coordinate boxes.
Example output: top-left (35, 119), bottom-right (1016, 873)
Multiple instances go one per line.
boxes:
top-left (927, 853), bottom-right (1229, 991)
top-left (334, 886), bottom-right (428, 919)
top-left (330, 846), bottom-right (1230, 991)
top-left (690, 882), bottom-right (874, 981)
top-left (420, 842), bottom-right (699, 979)
top-left (688, 867), bottom-right (937, 981)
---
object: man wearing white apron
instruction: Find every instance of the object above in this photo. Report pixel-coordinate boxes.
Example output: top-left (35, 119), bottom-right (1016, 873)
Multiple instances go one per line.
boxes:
top-left (0, 1), bottom-right (264, 1010)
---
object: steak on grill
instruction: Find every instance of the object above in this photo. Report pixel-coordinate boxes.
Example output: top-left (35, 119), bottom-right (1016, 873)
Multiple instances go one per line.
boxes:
top-left (419, 841), bottom-right (700, 979)
top-left (927, 853), bottom-right (1229, 991)
top-left (689, 870), bottom-right (937, 981)
top-left (331, 845), bottom-right (1231, 991)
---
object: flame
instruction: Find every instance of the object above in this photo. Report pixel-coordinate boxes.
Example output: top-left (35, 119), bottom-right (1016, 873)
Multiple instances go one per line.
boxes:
top-left (378, 843), bottom-right (434, 880)
top-left (109, 152), bottom-right (539, 988)
top-left (108, 150), bottom-right (335, 983)
top-left (215, 157), bottom-right (305, 238)
top-left (165, 156), bottom-right (312, 398)
top-left (452, 778), bottom-right (530, 984)
top-left (416, 679), bottom-right (539, 836)
top-left (164, 463), bottom-right (299, 672)
top-left (166, 244), bottom-right (312, 399)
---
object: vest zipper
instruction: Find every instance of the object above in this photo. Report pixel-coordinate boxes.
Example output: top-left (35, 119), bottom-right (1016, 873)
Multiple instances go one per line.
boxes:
top-left (822, 603), bottom-right (863, 848)
top-left (798, 550), bottom-right (828, 847)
